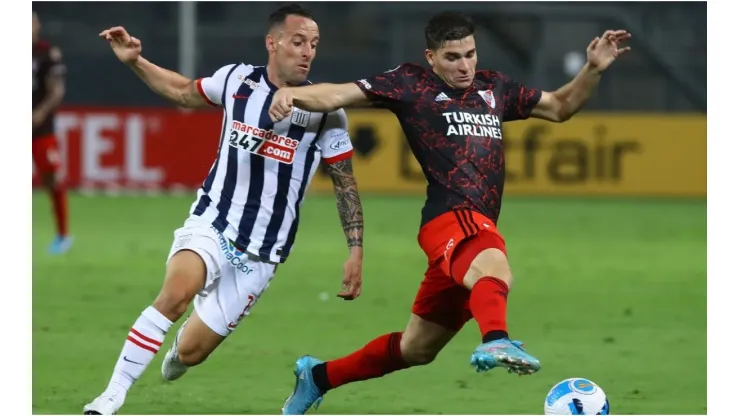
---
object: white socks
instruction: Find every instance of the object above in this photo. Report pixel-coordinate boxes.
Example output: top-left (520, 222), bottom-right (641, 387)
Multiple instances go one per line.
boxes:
top-left (107, 306), bottom-right (173, 393)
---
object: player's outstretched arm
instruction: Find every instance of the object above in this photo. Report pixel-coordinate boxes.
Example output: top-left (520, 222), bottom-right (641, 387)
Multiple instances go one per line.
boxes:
top-left (269, 83), bottom-right (369, 122)
top-left (99, 26), bottom-right (211, 109)
top-left (531, 30), bottom-right (631, 122)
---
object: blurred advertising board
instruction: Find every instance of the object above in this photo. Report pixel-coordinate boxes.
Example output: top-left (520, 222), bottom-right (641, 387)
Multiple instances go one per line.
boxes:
top-left (35, 108), bottom-right (705, 197)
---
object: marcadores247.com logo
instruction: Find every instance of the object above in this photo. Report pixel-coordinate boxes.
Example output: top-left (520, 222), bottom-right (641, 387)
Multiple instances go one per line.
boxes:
top-left (229, 121), bottom-right (299, 164)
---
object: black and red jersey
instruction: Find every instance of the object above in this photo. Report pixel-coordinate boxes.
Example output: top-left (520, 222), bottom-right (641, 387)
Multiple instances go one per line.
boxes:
top-left (355, 63), bottom-right (541, 226)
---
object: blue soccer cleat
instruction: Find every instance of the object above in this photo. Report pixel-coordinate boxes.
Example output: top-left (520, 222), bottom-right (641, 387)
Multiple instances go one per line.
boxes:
top-left (470, 338), bottom-right (541, 375)
top-left (48, 235), bottom-right (74, 255)
top-left (281, 355), bottom-right (325, 415)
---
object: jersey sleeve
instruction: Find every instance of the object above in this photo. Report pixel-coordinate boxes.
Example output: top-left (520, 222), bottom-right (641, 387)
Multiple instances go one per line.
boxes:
top-left (353, 63), bottom-right (416, 109)
top-left (501, 74), bottom-right (543, 122)
top-left (317, 109), bottom-right (354, 164)
top-left (196, 64), bottom-right (237, 107)
top-left (46, 46), bottom-right (66, 77)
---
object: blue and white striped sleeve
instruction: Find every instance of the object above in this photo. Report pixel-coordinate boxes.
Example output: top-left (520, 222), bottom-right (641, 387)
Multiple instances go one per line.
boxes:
top-left (196, 64), bottom-right (237, 107)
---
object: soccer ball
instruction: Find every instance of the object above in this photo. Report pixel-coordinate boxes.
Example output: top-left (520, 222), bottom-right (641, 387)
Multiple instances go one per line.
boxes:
top-left (544, 378), bottom-right (610, 415)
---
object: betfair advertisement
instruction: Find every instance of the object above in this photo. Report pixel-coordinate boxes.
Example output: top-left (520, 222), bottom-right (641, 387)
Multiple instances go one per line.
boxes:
top-left (310, 111), bottom-right (706, 197)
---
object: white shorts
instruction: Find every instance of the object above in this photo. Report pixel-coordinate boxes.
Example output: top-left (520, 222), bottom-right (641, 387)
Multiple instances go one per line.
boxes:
top-left (166, 216), bottom-right (277, 337)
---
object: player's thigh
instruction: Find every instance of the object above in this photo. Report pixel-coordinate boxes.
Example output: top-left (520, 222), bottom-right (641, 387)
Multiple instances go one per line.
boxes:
top-left (450, 230), bottom-right (512, 290)
top-left (32, 136), bottom-right (61, 187)
top-left (191, 235), bottom-right (277, 339)
top-left (400, 312), bottom-right (458, 365)
top-left (155, 219), bottom-right (222, 320)
top-left (411, 262), bottom-right (471, 337)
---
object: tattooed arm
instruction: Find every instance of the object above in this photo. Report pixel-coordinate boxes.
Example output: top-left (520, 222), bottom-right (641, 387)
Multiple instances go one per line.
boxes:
top-left (318, 109), bottom-right (363, 300)
top-left (326, 158), bottom-right (364, 251)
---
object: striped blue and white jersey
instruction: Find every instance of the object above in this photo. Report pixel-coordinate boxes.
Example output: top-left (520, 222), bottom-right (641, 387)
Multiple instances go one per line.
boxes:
top-left (189, 63), bottom-right (353, 263)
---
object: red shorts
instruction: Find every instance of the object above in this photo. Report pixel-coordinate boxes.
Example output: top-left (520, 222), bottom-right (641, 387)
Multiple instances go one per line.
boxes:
top-left (412, 209), bottom-right (507, 331)
top-left (32, 135), bottom-right (61, 175)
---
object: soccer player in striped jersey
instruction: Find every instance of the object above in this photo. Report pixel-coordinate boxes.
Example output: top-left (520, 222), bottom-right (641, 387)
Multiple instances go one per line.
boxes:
top-left (84, 5), bottom-right (364, 415)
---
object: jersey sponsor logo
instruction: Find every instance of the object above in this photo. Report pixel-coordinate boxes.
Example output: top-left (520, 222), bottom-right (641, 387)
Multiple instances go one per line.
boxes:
top-left (236, 74), bottom-right (261, 91)
top-left (216, 230), bottom-right (255, 275)
top-left (478, 90), bottom-right (496, 109)
top-left (326, 131), bottom-right (351, 152)
top-left (290, 108), bottom-right (311, 127)
top-left (330, 138), bottom-right (350, 151)
top-left (229, 121), bottom-right (299, 164)
top-left (435, 92), bottom-right (451, 101)
top-left (442, 112), bottom-right (503, 139)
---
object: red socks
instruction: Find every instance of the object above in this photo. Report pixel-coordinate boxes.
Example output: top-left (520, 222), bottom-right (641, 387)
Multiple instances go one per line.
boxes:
top-left (50, 185), bottom-right (68, 236)
top-left (469, 277), bottom-right (510, 341)
top-left (312, 332), bottom-right (409, 392)
top-left (309, 278), bottom-right (509, 393)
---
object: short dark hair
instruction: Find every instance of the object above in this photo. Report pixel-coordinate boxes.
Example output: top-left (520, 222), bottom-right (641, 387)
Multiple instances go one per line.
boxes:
top-left (268, 3), bottom-right (314, 31)
top-left (425, 12), bottom-right (475, 50)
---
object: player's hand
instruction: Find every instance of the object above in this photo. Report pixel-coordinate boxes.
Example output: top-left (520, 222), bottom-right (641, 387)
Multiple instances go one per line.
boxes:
top-left (99, 26), bottom-right (142, 66)
top-left (32, 110), bottom-right (45, 129)
top-left (586, 30), bottom-right (631, 72)
top-left (269, 88), bottom-right (294, 122)
top-left (337, 248), bottom-right (362, 300)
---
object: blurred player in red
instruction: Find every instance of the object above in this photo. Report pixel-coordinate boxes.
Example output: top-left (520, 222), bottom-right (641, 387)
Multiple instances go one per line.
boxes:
top-left (270, 12), bottom-right (630, 414)
top-left (33, 11), bottom-right (72, 254)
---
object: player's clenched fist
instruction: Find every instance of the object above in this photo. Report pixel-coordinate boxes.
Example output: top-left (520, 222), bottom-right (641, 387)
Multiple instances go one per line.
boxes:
top-left (99, 26), bottom-right (142, 65)
top-left (269, 88), bottom-right (294, 122)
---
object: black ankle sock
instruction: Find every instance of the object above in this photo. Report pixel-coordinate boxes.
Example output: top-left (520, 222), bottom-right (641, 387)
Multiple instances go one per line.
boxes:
top-left (311, 363), bottom-right (331, 394)
top-left (483, 330), bottom-right (509, 343)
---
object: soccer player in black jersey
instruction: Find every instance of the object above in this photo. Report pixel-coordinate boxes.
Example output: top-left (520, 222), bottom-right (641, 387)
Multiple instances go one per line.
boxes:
top-left (33, 11), bottom-right (72, 254)
top-left (269, 12), bottom-right (630, 414)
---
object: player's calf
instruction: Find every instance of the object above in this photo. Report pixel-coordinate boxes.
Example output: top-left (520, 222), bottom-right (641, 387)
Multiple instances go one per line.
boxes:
top-left (303, 315), bottom-right (455, 395)
top-left (40, 170), bottom-right (74, 254)
top-left (399, 314), bottom-right (457, 366)
top-left (84, 250), bottom-right (207, 415)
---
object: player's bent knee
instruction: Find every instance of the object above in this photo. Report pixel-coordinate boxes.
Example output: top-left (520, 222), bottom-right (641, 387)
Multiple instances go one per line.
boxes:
top-left (176, 312), bottom-right (225, 367)
top-left (152, 290), bottom-right (193, 321)
top-left (153, 250), bottom-right (208, 321)
top-left (176, 345), bottom-right (212, 367)
top-left (461, 248), bottom-right (512, 290)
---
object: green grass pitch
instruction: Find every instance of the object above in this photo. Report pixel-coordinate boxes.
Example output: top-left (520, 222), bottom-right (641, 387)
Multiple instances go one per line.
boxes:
top-left (32, 193), bottom-right (706, 414)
